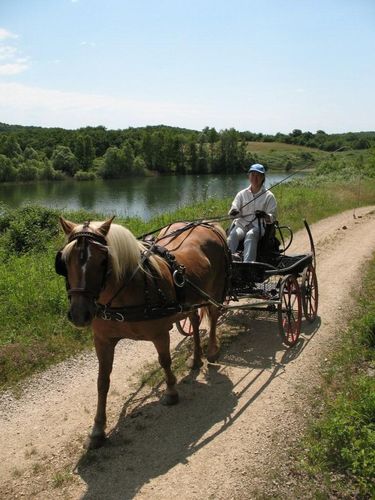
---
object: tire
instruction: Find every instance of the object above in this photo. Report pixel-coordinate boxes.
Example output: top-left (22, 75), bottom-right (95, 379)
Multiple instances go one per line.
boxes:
top-left (301, 264), bottom-right (319, 322)
top-left (278, 274), bottom-right (302, 347)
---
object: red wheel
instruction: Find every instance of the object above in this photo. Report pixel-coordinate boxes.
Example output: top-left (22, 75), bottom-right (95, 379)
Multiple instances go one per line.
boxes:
top-left (176, 309), bottom-right (203, 336)
top-left (278, 274), bottom-right (302, 346)
top-left (301, 264), bottom-right (319, 322)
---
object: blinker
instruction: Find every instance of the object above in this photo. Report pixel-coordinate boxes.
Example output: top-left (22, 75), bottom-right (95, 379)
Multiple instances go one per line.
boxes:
top-left (55, 250), bottom-right (67, 277)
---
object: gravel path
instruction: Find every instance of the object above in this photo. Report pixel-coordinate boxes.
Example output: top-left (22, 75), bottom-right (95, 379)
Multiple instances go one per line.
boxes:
top-left (1, 206), bottom-right (374, 499)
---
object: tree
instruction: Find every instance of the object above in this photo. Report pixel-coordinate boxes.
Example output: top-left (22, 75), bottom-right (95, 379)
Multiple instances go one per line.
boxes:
top-left (197, 136), bottom-right (208, 174)
top-left (0, 154), bottom-right (17, 182)
top-left (2, 135), bottom-right (22, 157)
top-left (74, 134), bottom-right (95, 171)
top-left (291, 129), bottom-right (302, 137)
top-left (23, 146), bottom-right (39, 160)
top-left (101, 147), bottom-right (123, 179)
top-left (218, 128), bottom-right (241, 174)
top-left (121, 141), bottom-right (135, 174)
top-left (353, 138), bottom-right (370, 150)
top-left (188, 137), bottom-right (198, 174)
top-left (51, 145), bottom-right (79, 176)
top-left (133, 156), bottom-right (146, 175)
top-left (173, 135), bottom-right (186, 175)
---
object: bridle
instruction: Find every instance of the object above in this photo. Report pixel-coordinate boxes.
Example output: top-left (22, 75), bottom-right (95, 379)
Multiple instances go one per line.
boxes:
top-left (56, 226), bottom-right (110, 301)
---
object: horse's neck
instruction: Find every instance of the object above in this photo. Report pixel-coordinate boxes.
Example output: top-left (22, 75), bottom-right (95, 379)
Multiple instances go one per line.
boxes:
top-left (99, 268), bottom-right (146, 307)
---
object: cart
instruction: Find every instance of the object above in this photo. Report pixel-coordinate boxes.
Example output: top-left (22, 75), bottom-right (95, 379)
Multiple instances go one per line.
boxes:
top-left (176, 219), bottom-right (319, 347)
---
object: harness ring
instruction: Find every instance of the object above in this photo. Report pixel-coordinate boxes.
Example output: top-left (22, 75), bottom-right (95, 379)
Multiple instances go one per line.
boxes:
top-left (173, 269), bottom-right (185, 288)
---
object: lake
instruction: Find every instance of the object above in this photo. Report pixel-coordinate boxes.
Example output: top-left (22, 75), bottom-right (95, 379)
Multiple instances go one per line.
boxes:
top-left (0, 172), bottom-right (301, 220)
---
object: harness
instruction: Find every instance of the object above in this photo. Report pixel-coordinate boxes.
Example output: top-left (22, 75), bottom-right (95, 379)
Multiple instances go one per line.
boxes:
top-left (96, 243), bottom-right (193, 322)
top-left (56, 222), bottom-right (231, 323)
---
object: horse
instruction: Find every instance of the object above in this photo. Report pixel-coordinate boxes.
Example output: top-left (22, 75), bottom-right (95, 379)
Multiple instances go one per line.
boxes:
top-left (55, 216), bottom-right (230, 448)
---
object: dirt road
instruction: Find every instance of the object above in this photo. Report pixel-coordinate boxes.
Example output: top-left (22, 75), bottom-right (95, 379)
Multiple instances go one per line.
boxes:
top-left (1, 206), bottom-right (374, 499)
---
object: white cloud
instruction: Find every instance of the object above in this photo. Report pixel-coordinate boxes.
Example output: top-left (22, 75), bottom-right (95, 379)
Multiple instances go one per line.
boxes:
top-left (0, 28), bottom-right (18, 41)
top-left (0, 60), bottom-right (29, 75)
top-left (0, 82), bottom-right (200, 129)
top-left (0, 29), bottom-right (30, 75)
top-left (80, 41), bottom-right (96, 47)
top-left (0, 46), bottom-right (17, 60)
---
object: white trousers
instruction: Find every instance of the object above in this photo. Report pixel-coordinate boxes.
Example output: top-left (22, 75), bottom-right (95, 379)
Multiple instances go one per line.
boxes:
top-left (227, 223), bottom-right (265, 262)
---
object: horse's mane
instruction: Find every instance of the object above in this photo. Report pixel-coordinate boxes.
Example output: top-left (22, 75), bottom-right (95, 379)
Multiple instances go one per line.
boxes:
top-left (62, 222), bottom-right (162, 282)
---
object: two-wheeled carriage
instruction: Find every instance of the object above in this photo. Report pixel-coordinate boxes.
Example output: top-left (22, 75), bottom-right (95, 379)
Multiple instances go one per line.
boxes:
top-left (55, 213), bottom-right (318, 447)
top-left (176, 215), bottom-right (318, 347)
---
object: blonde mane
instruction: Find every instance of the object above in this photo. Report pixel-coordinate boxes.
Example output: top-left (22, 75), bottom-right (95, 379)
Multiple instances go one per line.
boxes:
top-left (62, 222), bottom-right (162, 282)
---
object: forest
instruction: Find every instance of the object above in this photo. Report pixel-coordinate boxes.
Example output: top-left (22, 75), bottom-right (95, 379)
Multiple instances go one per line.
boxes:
top-left (0, 122), bottom-right (374, 183)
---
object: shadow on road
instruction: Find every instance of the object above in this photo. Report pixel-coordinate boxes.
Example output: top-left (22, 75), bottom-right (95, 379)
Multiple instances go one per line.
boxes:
top-left (75, 310), bottom-right (321, 499)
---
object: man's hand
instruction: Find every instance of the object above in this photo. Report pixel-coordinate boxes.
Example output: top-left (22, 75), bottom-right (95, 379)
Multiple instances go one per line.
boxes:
top-left (229, 208), bottom-right (239, 217)
top-left (255, 210), bottom-right (271, 222)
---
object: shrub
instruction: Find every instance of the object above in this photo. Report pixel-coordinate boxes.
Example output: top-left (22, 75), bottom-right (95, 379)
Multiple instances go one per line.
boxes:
top-left (16, 164), bottom-right (39, 181)
top-left (0, 205), bottom-right (59, 255)
top-left (74, 170), bottom-right (96, 181)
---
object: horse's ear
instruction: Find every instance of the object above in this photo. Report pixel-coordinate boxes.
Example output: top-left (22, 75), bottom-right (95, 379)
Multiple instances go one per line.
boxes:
top-left (98, 216), bottom-right (115, 237)
top-left (59, 216), bottom-right (77, 235)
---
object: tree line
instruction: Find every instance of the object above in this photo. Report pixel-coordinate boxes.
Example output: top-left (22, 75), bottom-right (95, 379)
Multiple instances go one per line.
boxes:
top-left (0, 122), bottom-right (373, 183)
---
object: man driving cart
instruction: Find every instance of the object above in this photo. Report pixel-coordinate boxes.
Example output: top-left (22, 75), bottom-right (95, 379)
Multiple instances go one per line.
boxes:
top-left (227, 163), bottom-right (277, 262)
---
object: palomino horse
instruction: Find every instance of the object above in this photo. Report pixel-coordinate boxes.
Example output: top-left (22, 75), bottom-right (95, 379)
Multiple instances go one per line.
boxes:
top-left (56, 217), bottom-right (229, 448)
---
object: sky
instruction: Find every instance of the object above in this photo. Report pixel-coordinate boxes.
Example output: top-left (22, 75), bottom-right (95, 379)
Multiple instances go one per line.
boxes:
top-left (0, 0), bottom-right (374, 134)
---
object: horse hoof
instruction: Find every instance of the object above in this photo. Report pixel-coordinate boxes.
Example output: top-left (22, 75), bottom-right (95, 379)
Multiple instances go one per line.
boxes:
top-left (87, 433), bottom-right (106, 449)
top-left (161, 392), bottom-right (179, 406)
top-left (186, 356), bottom-right (203, 370)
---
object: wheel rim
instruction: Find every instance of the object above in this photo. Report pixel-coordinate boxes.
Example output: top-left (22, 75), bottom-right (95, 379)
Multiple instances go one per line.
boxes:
top-left (278, 275), bottom-right (302, 346)
top-left (176, 309), bottom-right (203, 336)
top-left (301, 265), bottom-right (318, 322)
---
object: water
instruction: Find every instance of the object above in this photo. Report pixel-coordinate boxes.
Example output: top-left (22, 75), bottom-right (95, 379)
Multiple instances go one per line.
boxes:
top-left (0, 173), bottom-right (301, 220)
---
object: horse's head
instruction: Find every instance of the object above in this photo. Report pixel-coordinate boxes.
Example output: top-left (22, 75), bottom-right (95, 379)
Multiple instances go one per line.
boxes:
top-left (56, 216), bottom-right (114, 328)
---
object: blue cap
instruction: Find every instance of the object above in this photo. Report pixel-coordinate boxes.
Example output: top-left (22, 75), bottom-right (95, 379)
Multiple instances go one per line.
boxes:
top-left (248, 163), bottom-right (265, 175)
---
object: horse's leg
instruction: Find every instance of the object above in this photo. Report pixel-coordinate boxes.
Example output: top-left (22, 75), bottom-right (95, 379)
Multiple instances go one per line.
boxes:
top-left (89, 336), bottom-right (118, 449)
top-left (206, 305), bottom-right (220, 363)
top-left (187, 310), bottom-right (203, 369)
top-left (153, 333), bottom-right (179, 406)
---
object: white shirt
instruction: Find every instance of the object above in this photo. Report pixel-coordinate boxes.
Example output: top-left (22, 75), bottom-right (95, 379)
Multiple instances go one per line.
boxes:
top-left (229, 184), bottom-right (277, 231)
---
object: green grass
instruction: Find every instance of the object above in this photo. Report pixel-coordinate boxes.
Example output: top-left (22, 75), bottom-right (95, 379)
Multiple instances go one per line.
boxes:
top-left (0, 243), bottom-right (93, 388)
top-left (300, 255), bottom-right (375, 498)
top-left (0, 175), bottom-right (374, 390)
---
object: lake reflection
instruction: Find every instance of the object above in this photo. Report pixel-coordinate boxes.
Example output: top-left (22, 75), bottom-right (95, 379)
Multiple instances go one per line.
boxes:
top-left (0, 173), bottom-right (299, 220)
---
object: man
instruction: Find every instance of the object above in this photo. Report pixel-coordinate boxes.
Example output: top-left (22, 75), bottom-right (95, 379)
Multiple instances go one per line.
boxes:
top-left (227, 163), bottom-right (277, 262)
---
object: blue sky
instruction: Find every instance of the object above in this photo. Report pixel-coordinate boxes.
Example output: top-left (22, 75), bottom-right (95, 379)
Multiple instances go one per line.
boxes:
top-left (0, 0), bottom-right (374, 133)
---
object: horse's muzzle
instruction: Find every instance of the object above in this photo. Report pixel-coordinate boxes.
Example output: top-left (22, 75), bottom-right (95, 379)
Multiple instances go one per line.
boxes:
top-left (68, 297), bottom-right (97, 328)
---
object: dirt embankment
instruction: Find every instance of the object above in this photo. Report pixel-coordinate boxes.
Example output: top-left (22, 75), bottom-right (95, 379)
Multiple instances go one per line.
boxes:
top-left (0, 206), bottom-right (374, 499)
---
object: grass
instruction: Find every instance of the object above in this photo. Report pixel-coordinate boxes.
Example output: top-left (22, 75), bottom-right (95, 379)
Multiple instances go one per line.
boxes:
top-left (0, 243), bottom-right (93, 388)
top-left (0, 176), bottom-right (374, 391)
top-left (298, 254), bottom-right (375, 498)
top-left (52, 468), bottom-right (74, 488)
